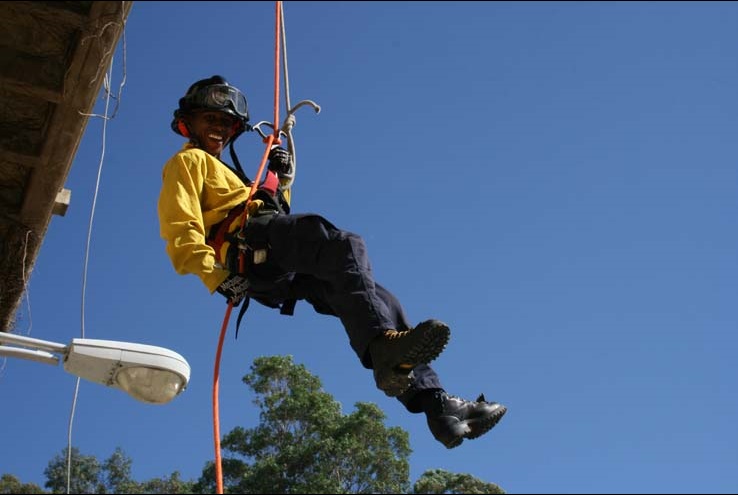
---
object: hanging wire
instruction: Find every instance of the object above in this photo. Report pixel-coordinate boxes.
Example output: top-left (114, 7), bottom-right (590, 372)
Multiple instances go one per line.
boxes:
top-left (65, 11), bottom-right (128, 493)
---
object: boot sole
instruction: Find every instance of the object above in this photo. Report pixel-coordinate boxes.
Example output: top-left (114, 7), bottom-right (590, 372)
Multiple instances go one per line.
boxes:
top-left (445, 404), bottom-right (507, 449)
top-left (373, 320), bottom-right (450, 397)
top-left (467, 403), bottom-right (507, 439)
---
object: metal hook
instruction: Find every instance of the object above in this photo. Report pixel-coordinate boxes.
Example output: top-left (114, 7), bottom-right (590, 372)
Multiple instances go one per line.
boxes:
top-left (251, 121), bottom-right (286, 141)
top-left (250, 99), bottom-right (321, 189)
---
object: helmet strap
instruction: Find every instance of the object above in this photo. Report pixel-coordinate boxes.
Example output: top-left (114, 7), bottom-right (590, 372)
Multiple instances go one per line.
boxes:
top-left (228, 137), bottom-right (251, 185)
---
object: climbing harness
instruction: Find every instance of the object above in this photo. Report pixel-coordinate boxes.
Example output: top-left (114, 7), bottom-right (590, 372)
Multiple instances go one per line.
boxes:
top-left (205, 165), bottom-right (285, 274)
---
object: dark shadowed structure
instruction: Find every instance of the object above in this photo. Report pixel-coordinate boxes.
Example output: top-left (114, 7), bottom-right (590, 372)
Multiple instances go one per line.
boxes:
top-left (0, 1), bottom-right (133, 332)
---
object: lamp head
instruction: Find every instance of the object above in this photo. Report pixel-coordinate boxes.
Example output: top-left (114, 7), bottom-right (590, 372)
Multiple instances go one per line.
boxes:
top-left (63, 339), bottom-right (191, 405)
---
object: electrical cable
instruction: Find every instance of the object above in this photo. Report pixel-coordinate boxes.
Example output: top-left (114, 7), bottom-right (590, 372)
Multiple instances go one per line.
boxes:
top-left (65, 13), bottom-right (128, 492)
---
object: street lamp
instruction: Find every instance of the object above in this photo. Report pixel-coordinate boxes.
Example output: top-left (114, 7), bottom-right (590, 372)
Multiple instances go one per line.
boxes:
top-left (0, 332), bottom-right (191, 405)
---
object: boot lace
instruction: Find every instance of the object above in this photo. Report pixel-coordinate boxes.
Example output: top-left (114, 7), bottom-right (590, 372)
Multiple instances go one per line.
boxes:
top-left (382, 329), bottom-right (411, 340)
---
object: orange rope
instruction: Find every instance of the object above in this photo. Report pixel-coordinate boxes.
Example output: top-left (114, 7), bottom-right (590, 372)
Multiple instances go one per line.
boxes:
top-left (212, 2), bottom-right (284, 493)
top-left (212, 303), bottom-right (232, 494)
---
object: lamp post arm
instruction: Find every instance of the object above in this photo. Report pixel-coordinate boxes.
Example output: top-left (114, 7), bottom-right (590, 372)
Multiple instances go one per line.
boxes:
top-left (0, 332), bottom-right (68, 353)
top-left (0, 332), bottom-right (66, 366)
top-left (0, 346), bottom-right (59, 365)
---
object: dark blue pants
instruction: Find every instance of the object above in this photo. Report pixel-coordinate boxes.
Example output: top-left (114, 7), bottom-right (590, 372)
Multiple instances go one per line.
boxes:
top-left (240, 212), bottom-right (443, 412)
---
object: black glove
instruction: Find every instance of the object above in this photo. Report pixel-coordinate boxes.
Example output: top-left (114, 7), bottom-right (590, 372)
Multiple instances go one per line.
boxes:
top-left (267, 146), bottom-right (293, 176)
top-left (216, 274), bottom-right (249, 306)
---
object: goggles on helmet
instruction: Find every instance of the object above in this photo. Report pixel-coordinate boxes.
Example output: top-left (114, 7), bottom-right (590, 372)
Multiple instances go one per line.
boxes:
top-left (188, 84), bottom-right (248, 120)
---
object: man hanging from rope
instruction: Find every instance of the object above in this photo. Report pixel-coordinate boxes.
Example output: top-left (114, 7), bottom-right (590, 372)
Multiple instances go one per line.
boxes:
top-left (157, 75), bottom-right (506, 449)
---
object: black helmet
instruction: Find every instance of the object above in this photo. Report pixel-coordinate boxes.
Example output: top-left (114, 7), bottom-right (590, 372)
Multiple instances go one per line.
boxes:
top-left (171, 75), bottom-right (250, 136)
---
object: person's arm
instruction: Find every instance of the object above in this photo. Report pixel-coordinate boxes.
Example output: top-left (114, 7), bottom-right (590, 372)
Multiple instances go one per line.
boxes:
top-left (158, 152), bottom-right (230, 293)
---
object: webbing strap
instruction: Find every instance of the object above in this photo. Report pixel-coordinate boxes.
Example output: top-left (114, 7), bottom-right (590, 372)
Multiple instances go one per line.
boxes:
top-left (207, 203), bottom-right (246, 264)
top-left (260, 170), bottom-right (279, 195)
top-left (235, 297), bottom-right (250, 339)
top-left (234, 296), bottom-right (296, 339)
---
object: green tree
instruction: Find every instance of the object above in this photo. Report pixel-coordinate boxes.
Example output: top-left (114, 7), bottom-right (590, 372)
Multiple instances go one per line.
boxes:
top-left (0, 473), bottom-right (47, 494)
top-left (41, 445), bottom-right (194, 494)
top-left (44, 447), bottom-right (101, 494)
top-left (101, 447), bottom-right (138, 494)
top-left (138, 472), bottom-right (195, 494)
top-left (412, 468), bottom-right (504, 494)
top-left (14, 355), bottom-right (502, 494)
top-left (196, 355), bottom-right (411, 494)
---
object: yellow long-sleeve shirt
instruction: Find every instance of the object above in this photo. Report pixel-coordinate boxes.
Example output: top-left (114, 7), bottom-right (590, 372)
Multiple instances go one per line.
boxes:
top-left (158, 143), bottom-right (291, 293)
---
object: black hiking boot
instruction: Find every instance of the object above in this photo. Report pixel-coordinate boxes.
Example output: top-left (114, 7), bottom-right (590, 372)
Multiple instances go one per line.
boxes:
top-left (426, 392), bottom-right (507, 449)
top-left (369, 319), bottom-right (450, 397)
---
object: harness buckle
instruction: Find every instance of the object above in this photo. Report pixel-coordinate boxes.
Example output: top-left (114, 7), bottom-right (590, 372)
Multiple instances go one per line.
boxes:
top-left (253, 249), bottom-right (267, 265)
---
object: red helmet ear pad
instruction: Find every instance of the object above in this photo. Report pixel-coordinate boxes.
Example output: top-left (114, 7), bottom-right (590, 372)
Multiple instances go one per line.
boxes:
top-left (177, 119), bottom-right (190, 138)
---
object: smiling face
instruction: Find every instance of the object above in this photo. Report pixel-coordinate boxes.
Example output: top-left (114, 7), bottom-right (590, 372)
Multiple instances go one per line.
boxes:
top-left (186, 110), bottom-right (239, 157)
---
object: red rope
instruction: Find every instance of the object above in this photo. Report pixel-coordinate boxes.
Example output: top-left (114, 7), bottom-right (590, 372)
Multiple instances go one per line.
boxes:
top-left (212, 2), bottom-right (284, 494)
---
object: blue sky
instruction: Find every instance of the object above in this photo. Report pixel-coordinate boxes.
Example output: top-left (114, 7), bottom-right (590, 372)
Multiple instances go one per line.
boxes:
top-left (2, 2), bottom-right (737, 493)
